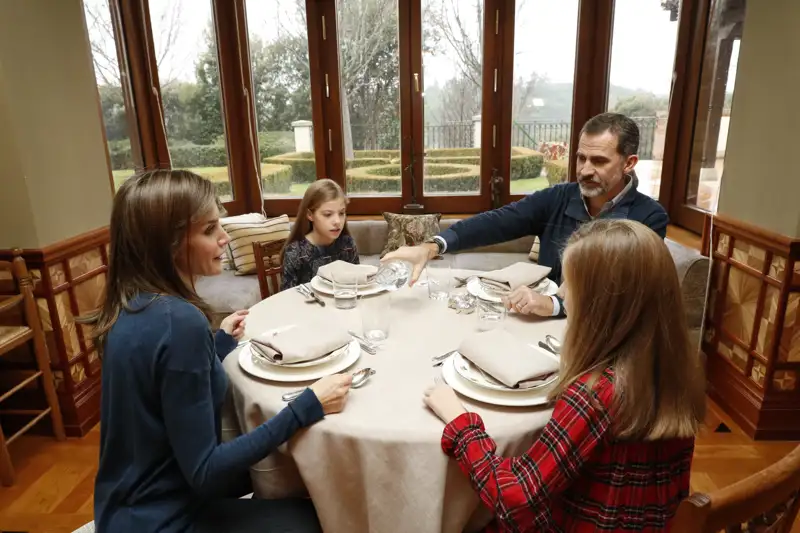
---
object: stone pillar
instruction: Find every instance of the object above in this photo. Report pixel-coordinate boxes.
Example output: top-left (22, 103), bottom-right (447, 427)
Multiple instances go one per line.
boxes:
top-left (291, 120), bottom-right (314, 154)
top-left (472, 115), bottom-right (481, 148)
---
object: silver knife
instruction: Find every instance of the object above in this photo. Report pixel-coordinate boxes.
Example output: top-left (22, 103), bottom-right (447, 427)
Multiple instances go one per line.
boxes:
top-left (302, 284), bottom-right (326, 307)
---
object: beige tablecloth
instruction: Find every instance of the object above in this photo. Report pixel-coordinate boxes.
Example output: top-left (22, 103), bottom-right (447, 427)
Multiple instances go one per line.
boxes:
top-left (221, 269), bottom-right (567, 533)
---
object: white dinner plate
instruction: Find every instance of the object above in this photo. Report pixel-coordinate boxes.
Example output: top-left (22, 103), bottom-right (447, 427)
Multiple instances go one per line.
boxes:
top-left (239, 338), bottom-right (361, 382)
top-left (452, 352), bottom-right (558, 393)
top-left (442, 355), bottom-right (557, 407)
top-left (252, 342), bottom-right (348, 369)
top-left (310, 275), bottom-right (386, 296)
top-left (467, 277), bottom-right (558, 303)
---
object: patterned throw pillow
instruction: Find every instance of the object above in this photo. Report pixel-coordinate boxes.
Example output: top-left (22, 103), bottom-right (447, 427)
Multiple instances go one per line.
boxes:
top-left (380, 212), bottom-right (442, 258)
top-left (221, 213), bottom-right (290, 275)
top-left (529, 236), bottom-right (541, 263)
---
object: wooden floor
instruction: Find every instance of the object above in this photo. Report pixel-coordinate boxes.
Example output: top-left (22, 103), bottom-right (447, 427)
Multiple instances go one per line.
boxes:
top-left (0, 398), bottom-right (797, 533)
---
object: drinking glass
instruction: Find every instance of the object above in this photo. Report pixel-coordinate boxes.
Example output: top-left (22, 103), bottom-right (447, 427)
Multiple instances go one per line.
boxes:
top-left (426, 257), bottom-right (452, 301)
top-left (332, 271), bottom-right (358, 310)
top-left (477, 299), bottom-right (506, 330)
top-left (361, 295), bottom-right (391, 342)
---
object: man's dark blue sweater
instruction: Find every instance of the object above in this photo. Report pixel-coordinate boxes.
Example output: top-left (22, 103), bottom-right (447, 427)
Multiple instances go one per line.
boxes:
top-left (439, 179), bottom-right (669, 284)
top-left (94, 294), bottom-right (323, 533)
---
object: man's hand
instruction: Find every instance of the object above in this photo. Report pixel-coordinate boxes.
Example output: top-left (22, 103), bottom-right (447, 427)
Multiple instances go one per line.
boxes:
top-left (503, 286), bottom-right (554, 316)
top-left (220, 309), bottom-right (249, 340)
top-left (380, 243), bottom-right (438, 286)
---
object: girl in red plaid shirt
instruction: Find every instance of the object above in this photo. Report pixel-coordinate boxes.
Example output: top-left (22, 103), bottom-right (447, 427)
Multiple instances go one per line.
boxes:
top-left (424, 219), bottom-right (706, 532)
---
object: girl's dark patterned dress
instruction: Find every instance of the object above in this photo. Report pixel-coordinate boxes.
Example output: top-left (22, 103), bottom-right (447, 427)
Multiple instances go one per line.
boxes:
top-left (280, 234), bottom-right (359, 291)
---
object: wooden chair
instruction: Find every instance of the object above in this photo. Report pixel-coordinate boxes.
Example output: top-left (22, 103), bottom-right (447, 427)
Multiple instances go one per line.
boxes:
top-left (252, 239), bottom-right (286, 299)
top-left (671, 444), bottom-right (800, 532)
top-left (0, 250), bottom-right (66, 486)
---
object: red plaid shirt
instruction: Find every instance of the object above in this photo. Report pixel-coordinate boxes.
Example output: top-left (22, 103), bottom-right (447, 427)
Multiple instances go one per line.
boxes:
top-left (442, 369), bottom-right (694, 532)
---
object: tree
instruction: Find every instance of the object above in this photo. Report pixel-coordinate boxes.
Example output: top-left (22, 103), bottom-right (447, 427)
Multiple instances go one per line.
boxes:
top-left (189, 28), bottom-right (225, 145)
top-left (611, 94), bottom-right (669, 117)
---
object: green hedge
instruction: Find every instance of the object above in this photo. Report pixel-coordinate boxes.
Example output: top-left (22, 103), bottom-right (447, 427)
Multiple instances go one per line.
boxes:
top-left (545, 159), bottom-right (568, 186)
top-left (262, 153), bottom-right (317, 184)
top-left (345, 157), bottom-right (392, 169)
top-left (346, 163), bottom-right (480, 194)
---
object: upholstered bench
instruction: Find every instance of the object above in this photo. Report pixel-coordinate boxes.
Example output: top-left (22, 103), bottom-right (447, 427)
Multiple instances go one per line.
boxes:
top-left (196, 218), bottom-right (710, 348)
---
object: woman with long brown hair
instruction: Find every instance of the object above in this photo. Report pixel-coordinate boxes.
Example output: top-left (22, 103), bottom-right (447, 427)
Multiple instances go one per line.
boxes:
top-left (280, 179), bottom-right (358, 290)
top-left (423, 219), bottom-right (706, 532)
top-left (89, 170), bottom-right (351, 533)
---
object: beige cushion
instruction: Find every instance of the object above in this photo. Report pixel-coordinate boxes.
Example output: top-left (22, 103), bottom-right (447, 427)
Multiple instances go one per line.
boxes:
top-left (222, 214), bottom-right (290, 275)
top-left (529, 236), bottom-right (540, 262)
top-left (380, 212), bottom-right (441, 258)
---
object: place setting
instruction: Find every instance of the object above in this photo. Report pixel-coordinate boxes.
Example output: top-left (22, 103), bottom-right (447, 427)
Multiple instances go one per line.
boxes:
top-left (238, 320), bottom-right (372, 384)
top-left (307, 260), bottom-right (388, 300)
top-left (460, 262), bottom-right (559, 303)
top-left (433, 328), bottom-right (562, 407)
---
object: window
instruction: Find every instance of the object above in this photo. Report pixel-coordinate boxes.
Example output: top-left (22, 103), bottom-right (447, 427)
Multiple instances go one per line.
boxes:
top-left (337, 0), bottom-right (402, 198)
top-left (148, 0), bottom-right (234, 201)
top-left (606, 0), bottom-right (681, 201)
top-left (685, 0), bottom-right (743, 213)
top-left (82, 0), bottom-right (137, 192)
top-left (422, 0), bottom-right (484, 197)
top-left (246, 0), bottom-right (319, 199)
top-left (509, 0), bottom-right (579, 195)
top-left (95, 0), bottom-right (723, 235)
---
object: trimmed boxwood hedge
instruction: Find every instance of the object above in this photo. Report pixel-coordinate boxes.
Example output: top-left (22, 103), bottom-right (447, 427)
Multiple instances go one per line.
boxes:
top-left (262, 152), bottom-right (317, 184)
top-left (545, 159), bottom-right (568, 186)
top-left (346, 163), bottom-right (481, 194)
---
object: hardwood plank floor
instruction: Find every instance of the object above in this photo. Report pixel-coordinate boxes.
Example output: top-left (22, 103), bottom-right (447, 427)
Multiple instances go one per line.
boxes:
top-left (0, 399), bottom-right (797, 532)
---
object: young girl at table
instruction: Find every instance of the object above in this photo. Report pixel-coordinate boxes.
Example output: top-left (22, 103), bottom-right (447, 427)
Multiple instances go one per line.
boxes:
top-left (280, 179), bottom-right (359, 290)
top-left (89, 170), bottom-right (352, 533)
top-left (423, 219), bottom-right (706, 532)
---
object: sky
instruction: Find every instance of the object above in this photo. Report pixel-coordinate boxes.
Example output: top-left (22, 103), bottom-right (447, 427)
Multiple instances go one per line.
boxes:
top-left (86, 0), bottom-right (735, 96)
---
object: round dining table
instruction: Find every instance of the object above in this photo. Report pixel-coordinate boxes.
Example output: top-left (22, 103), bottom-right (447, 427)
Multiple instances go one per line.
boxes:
top-left (221, 268), bottom-right (567, 533)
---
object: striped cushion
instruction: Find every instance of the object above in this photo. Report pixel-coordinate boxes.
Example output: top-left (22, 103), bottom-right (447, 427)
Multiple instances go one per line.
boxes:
top-left (222, 214), bottom-right (290, 275)
top-left (528, 236), bottom-right (540, 263)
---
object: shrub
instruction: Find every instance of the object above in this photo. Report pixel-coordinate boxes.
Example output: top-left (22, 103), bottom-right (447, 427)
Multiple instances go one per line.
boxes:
top-left (260, 164), bottom-right (292, 194)
top-left (345, 157), bottom-right (392, 169)
top-left (346, 163), bottom-right (480, 194)
top-left (510, 147), bottom-right (544, 181)
top-left (353, 150), bottom-right (400, 159)
top-left (257, 131), bottom-right (295, 158)
top-left (545, 159), bottom-right (568, 186)
top-left (170, 144), bottom-right (229, 168)
top-left (263, 152), bottom-right (317, 184)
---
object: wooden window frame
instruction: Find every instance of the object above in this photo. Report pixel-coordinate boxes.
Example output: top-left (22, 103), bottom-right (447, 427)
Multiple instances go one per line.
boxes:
top-left (103, 0), bottom-right (718, 233)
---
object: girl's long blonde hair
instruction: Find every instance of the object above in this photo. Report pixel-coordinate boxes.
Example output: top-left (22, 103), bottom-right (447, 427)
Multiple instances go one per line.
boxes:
top-left (552, 219), bottom-right (706, 441)
top-left (280, 179), bottom-right (350, 262)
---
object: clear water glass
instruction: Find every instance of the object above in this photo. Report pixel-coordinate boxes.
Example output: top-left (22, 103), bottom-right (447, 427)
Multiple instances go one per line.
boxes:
top-left (426, 258), bottom-right (452, 301)
top-left (332, 272), bottom-right (358, 310)
top-left (374, 260), bottom-right (411, 291)
top-left (477, 299), bottom-right (506, 330)
top-left (361, 295), bottom-right (391, 342)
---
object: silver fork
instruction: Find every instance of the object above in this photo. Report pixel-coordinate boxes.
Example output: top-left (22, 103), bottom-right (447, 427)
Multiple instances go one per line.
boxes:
top-left (348, 330), bottom-right (377, 354)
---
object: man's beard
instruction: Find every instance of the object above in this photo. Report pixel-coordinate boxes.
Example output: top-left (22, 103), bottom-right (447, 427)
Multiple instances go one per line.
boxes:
top-left (578, 177), bottom-right (608, 198)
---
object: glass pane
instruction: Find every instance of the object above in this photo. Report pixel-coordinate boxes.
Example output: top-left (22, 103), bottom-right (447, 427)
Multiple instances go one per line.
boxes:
top-left (510, 0), bottom-right (579, 195)
top-left (422, 0), bottom-right (484, 196)
top-left (82, 0), bottom-right (136, 193)
top-left (685, 0), bottom-right (745, 212)
top-left (148, 0), bottom-right (233, 201)
top-left (338, 0), bottom-right (401, 197)
top-left (245, 0), bottom-right (317, 199)
top-left (607, 0), bottom-right (681, 201)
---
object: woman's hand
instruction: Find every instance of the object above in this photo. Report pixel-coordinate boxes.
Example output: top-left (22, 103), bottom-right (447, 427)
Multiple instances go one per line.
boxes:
top-left (310, 373), bottom-right (353, 415)
top-left (423, 384), bottom-right (467, 424)
top-left (220, 309), bottom-right (248, 340)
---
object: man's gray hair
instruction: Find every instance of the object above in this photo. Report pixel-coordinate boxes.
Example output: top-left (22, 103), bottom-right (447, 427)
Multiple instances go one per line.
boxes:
top-left (580, 113), bottom-right (640, 157)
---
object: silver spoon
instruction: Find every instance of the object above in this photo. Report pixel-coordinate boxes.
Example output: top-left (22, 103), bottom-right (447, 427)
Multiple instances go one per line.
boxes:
top-left (281, 368), bottom-right (376, 402)
top-left (545, 335), bottom-right (562, 354)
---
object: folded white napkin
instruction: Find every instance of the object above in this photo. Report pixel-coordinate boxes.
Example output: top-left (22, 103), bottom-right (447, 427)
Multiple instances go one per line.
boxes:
top-left (250, 323), bottom-right (351, 365)
top-left (317, 260), bottom-right (377, 285)
top-left (457, 329), bottom-right (559, 388)
top-left (478, 262), bottom-right (552, 293)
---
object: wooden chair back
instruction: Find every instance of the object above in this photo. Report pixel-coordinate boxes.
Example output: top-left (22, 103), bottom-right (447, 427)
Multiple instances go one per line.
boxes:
top-left (671, 445), bottom-right (800, 532)
top-left (252, 239), bottom-right (286, 299)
